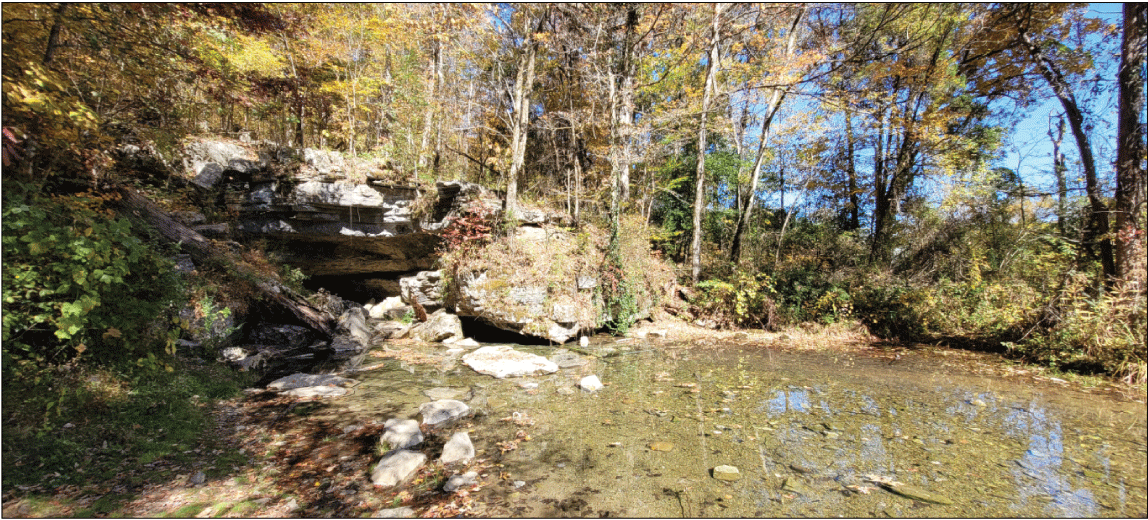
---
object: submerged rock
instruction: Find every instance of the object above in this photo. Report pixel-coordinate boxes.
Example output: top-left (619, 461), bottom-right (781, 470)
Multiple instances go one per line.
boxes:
top-left (713, 465), bottom-right (741, 481)
top-left (371, 450), bottom-right (426, 487)
top-left (462, 346), bottom-right (559, 378)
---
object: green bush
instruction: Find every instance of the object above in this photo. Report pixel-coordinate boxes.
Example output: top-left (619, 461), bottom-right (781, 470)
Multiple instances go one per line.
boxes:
top-left (2, 180), bottom-right (183, 380)
top-left (694, 270), bottom-right (778, 329)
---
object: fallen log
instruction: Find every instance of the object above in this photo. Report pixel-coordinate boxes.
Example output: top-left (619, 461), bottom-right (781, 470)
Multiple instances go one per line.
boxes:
top-left (109, 185), bottom-right (336, 336)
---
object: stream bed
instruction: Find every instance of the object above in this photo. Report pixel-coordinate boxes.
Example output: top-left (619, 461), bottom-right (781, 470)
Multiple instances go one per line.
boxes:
top-left (312, 338), bottom-right (1146, 517)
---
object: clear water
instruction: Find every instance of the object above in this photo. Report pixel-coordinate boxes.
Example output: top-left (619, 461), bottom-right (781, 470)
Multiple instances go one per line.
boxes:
top-left (326, 339), bottom-right (1147, 517)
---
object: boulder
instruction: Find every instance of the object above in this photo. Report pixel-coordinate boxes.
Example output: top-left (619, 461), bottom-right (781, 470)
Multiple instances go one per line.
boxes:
top-left (381, 418), bottom-right (423, 450)
top-left (371, 450), bottom-right (426, 487)
top-left (400, 270), bottom-right (444, 311)
top-left (440, 431), bottom-right (475, 464)
top-left (247, 324), bottom-right (315, 350)
top-left (372, 507), bottom-right (416, 518)
top-left (410, 309), bottom-right (463, 343)
top-left (339, 307), bottom-right (373, 346)
top-left (369, 296), bottom-right (408, 320)
top-left (419, 399), bottom-right (471, 427)
top-left (182, 138), bottom-right (262, 188)
top-left (462, 346), bottom-right (559, 378)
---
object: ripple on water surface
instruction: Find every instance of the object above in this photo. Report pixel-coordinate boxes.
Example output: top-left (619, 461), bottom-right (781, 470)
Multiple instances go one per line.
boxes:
top-left (336, 341), bottom-right (1147, 518)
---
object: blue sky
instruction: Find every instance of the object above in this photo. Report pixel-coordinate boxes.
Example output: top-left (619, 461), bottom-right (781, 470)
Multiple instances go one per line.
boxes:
top-left (1001, 3), bottom-right (1125, 200)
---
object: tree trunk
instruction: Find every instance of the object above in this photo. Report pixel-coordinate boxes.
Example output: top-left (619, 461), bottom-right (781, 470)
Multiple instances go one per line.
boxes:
top-left (110, 186), bottom-right (336, 336)
top-left (1049, 114), bottom-right (1069, 237)
top-left (729, 7), bottom-right (804, 264)
top-left (418, 6), bottom-right (443, 179)
top-left (42, 3), bottom-right (68, 66)
top-left (1115, 2), bottom-right (1147, 282)
top-left (844, 108), bottom-right (861, 231)
top-left (1019, 30), bottom-right (1115, 281)
top-left (506, 34), bottom-right (537, 218)
top-left (691, 3), bottom-right (722, 284)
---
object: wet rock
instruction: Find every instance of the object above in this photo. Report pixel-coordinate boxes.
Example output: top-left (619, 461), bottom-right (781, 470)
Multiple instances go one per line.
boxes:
top-left (443, 471), bottom-right (479, 493)
top-left (440, 431), bottom-right (475, 464)
top-left (400, 270), bottom-right (444, 311)
top-left (451, 337), bottom-right (481, 348)
top-left (580, 336), bottom-right (590, 347)
top-left (781, 477), bottom-right (812, 495)
top-left (248, 323), bottom-right (315, 350)
top-left (339, 307), bottom-right (373, 346)
top-left (971, 399), bottom-right (987, 407)
top-left (551, 351), bottom-right (589, 369)
top-left (190, 470), bottom-right (206, 485)
top-left (423, 387), bottom-right (468, 400)
top-left (877, 482), bottom-right (953, 505)
top-left (419, 399), bottom-right (472, 427)
top-left (580, 375), bottom-right (604, 392)
top-left (381, 418), bottom-right (423, 450)
top-left (371, 450), bottom-right (427, 487)
top-left (268, 373), bottom-right (359, 391)
top-left (648, 441), bottom-right (674, 452)
top-left (462, 346), bottom-right (559, 378)
top-left (713, 465), bottom-right (741, 481)
top-left (410, 309), bottom-right (463, 343)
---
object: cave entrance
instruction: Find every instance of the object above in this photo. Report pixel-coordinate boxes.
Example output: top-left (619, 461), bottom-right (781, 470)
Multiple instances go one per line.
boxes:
top-left (459, 316), bottom-right (566, 346)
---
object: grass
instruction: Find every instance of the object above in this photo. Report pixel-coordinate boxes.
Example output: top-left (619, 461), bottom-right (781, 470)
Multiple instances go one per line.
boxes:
top-left (1, 357), bottom-right (255, 491)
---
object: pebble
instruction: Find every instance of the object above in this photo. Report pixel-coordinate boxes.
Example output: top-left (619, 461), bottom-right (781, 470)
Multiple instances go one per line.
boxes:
top-left (713, 465), bottom-right (741, 481)
top-left (514, 480), bottom-right (526, 488)
top-left (971, 399), bottom-right (987, 407)
top-left (649, 441), bottom-right (674, 452)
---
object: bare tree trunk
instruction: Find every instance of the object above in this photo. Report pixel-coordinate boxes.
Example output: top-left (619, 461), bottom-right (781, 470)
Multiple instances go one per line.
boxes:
top-left (110, 186), bottom-right (336, 336)
top-left (1019, 29), bottom-right (1115, 281)
top-left (418, 4), bottom-right (443, 179)
top-left (1049, 114), bottom-right (1069, 236)
top-left (1115, 2), bottom-right (1147, 282)
top-left (506, 30), bottom-right (537, 218)
top-left (844, 108), bottom-right (861, 231)
top-left (729, 7), bottom-right (804, 264)
top-left (43, 3), bottom-right (69, 66)
top-left (691, 4), bottom-right (722, 284)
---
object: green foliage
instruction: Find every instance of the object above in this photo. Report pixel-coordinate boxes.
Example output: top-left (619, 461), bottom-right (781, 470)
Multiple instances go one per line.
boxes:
top-left (693, 270), bottom-right (778, 329)
top-left (1009, 271), bottom-right (1147, 384)
top-left (2, 181), bottom-right (184, 383)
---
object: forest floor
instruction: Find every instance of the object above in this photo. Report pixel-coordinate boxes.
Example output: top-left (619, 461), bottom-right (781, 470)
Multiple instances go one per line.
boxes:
top-left (2, 316), bottom-right (1142, 519)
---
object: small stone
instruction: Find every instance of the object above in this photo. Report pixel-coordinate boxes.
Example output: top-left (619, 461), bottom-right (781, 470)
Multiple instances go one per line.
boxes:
top-left (579, 375), bottom-right (604, 392)
top-left (971, 399), bottom-right (987, 407)
top-left (713, 465), bottom-right (741, 481)
top-left (190, 470), bottom-right (206, 485)
top-left (557, 387), bottom-right (575, 395)
top-left (513, 480), bottom-right (526, 489)
top-left (648, 441), bottom-right (674, 452)
top-left (519, 381), bottom-right (539, 390)
top-left (443, 471), bottom-right (479, 492)
top-left (824, 431), bottom-right (841, 440)
top-left (580, 336), bottom-right (589, 347)
top-left (372, 506), bottom-right (416, 518)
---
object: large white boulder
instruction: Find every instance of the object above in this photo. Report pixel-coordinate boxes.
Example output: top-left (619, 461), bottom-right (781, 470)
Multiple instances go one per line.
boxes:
top-left (462, 346), bottom-right (559, 378)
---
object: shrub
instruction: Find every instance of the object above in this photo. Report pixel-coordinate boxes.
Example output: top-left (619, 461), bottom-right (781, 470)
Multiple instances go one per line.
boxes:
top-left (693, 270), bottom-right (778, 330)
top-left (2, 180), bottom-right (183, 382)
